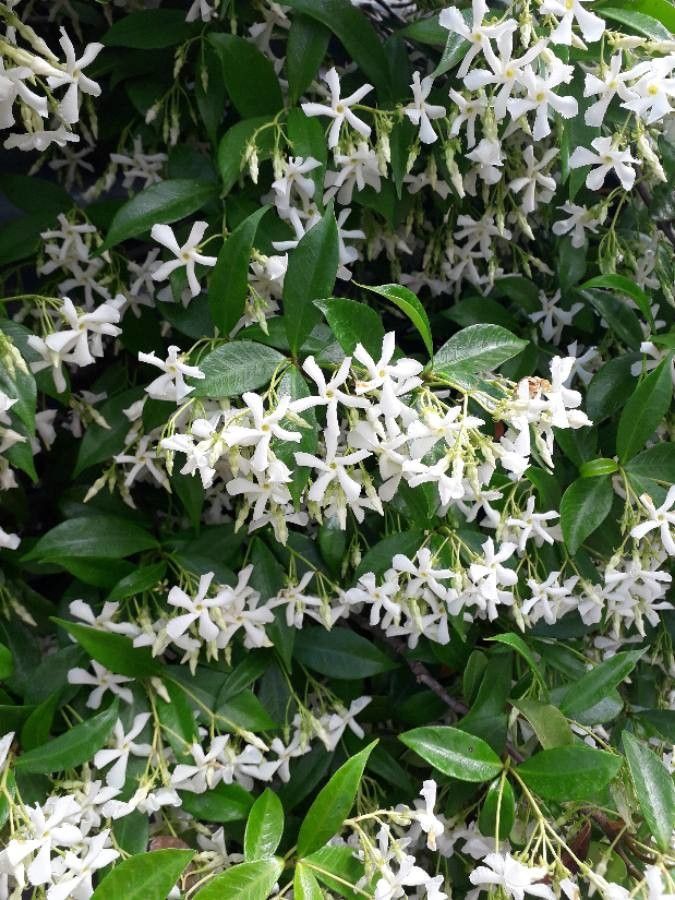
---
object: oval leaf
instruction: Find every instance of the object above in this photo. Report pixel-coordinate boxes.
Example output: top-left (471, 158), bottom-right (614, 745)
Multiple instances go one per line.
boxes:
top-left (434, 325), bottom-right (527, 388)
top-left (92, 849), bottom-right (194, 900)
top-left (515, 746), bottom-right (622, 801)
top-left (617, 357), bottom-right (674, 463)
top-left (560, 649), bottom-right (644, 719)
top-left (560, 475), bottom-right (614, 555)
top-left (23, 515), bottom-right (158, 562)
top-left (293, 627), bottom-right (396, 679)
top-left (195, 858), bottom-right (284, 899)
top-left (623, 731), bottom-right (675, 852)
top-left (192, 341), bottom-right (287, 398)
top-left (361, 283), bottom-right (433, 358)
top-left (399, 726), bottom-right (504, 782)
top-left (244, 789), bottom-right (285, 861)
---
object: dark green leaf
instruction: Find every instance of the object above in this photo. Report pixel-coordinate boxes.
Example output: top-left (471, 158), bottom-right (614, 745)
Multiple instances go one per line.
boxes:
top-left (23, 515), bottom-right (157, 562)
top-left (195, 858), bottom-right (283, 899)
top-left (91, 849), bottom-right (194, 900)
top-left (297, 742), bottom-right (377, 857)
top-left (580, 275), bottom-right (654, 328)
top-left (478, 777), bottom-right (515, 840)
top-left (192, 341), bottom-right (287, 398)
top-left (623, 731), bottom-right (675, 851)
top-left (315, 297), bottom-right (385, 357)
top-left (516, 746), bottom-right (622, 801)
top-left (180, 782), bottom-right (253, 823)
top-left (15, 701), bottom-right (118, 774)
top-left (294, 627), bottom-right (396, 679)
top-left (514, 699), bottom-right (574, 749)
top-left (102, 9), bottom-right (195, 48)
top-left (400, 726), bottom-right (504, 782)
top-left (284, 205), bottom-right (339, 354)
top-left (560, 650), bottom-right (644, 718)
top-left (434, 325), bottom-right (527, 388)
top-left (560, 475), bottom-right (614, 555)
top-left (52, 618), bottom-right (161, 678)
top-left (208, 206), bottom-right (269, 335)
top-left (617, 358), bottom-right (673, 462)
top-left (287, 15), bottom-right (331, 104)
top-left (100, 180), bottom-right (216, 251)
top-left (208, 34), bottom-right (283, 117)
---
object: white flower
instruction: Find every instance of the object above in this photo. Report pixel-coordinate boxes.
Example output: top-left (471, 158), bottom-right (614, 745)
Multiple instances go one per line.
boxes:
top-left (93, 714), bottom-right (152, 788)
top-left (46, 28), bottom-right (103, 125)
top-left (292, 355), bottom-right (368, 440)
top-left (404, 72), bottom-right (446, 144)
top-left (138, 345), bottom-right (205, 403)
top-left (552, 202), bottom-right (601, 247)
top-left (0, 732), bottom-right (13, 772)
top-left (568, 136), bottom-right (639, 191)
top-left (469, 853), bottom-right (555, 900)
top-left (301, 67), bottom-right (373, 148)
top-left (393, 548), bottom-right (452, 604)
top-left (151, 221), bottom-right (217, 299)
top-left (463, 32), bottom-right (545, 120)
top-left (7, 796), bottom-right (82, 888)
top-left (45, 297), bottom-right (121, 368)
top-left (46, 831), bottom-right (118, 900)
top-left (622, 56), bottom-right (675, 124)
top-left (448, 89), bottom-right (488, 148)
top-left (467, 138), bottom-right (504, 185)
top-left (295, 439), bottom-right (371, 504)
top-left (416, 780), bottom-right (445, 851)
top-left (529, 289), bottom-right (582, 345)
top-left (539, 0), bottom-right (605, 45)
top-left (505, 497), bottom-right (560, 551)
top-left (167, 571), bottom-right (222, 643)
top-left (324, 142), bottom-right (381, 204)
top-left (226, 392), bottom-right (302, 473)
top-left (508, 146), bottom-right (558, 214)
top-left (630, 486), bottom-right (675, 555)
top-left (467, 539), bottom-right (518, 620)
top-left (506, 59), bottom-right (577, 140)
top-left (439, 0), bottom-right (517, 78)
top-left (0, 527), bottom-right (20, 550)
top-left (583, 55), bottom-right (636, 127)
top-left (67, 661), bottom-right (133, 709)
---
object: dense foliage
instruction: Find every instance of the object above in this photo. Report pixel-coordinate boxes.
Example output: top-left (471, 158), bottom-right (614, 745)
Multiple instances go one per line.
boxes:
top-left (0, 0), bottom-right (673, 898)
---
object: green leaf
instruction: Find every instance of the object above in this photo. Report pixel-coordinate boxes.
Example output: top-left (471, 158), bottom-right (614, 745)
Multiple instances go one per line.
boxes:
top-left (192, 341), bottom-right (287, 398)
top-left (399, 726), bottom-right (504, 782)
top-left (579, 457), bottom-right (619, 478)
top-left (283, 205), bottom-right (339, 354)
top-left (487, 634), bottom-right (546, 692)
top-left (282, 0), bottom-right (390, 98)
top-left (515, 746), bottom-right (622, 801)
top-left (315, 297), bottom-right (385, 357)
top-left (194, 858), bottom-right (284, 899)
top-left (560, 475), bottom-right (614, 555)
top-left (617, 357), bottom-right (674, 462)
top-left (100, 180), bottom-right (216, 251)
top-left (623, 732), bottom-right (675, 852)
top-left (580, 275), bottom-right (654, 328)
top-left (354, 529), bottom-right (423, 579)
top-left (0, 174), bottom-right (72, 215)
top-left (23, 515), bottom-right (158, 562)
top-left (478, 777), bottom-right (515, 840)
top-left (293, 627), bottom-right (396, 679)
top-left (303, 846), bottom-right (365, 900)
top-left (434, 325), bottom-right (527, 388)
top-left (598, 6), bottom-right (671, 38)
top-left (15, 701), bottom-right (118, 774)
top-left (294, 864), bottom-right (324, 900)
top-left (286, 15), bottom-right (331, 104)
top-left (513, 699), bottom-right (574, 749)
top-left (208, 34), bottom-right (283, 117)
top-left (582, 288), bottom-right (642, 350)
top-left (596, 0), bottom-right (675, 31)
top-left (625, 443), bottom-right (675, 486)
top-left (91, 849), bottom-right (194, 900)
top-left (52, 618), bottom-right (161, 678)
top-left (297, 741), bottom-right (377, 857)
top-left (107, 562), bottom-right (167, 602)
top-left (244, 789), bottom-right (285, 861)
top-left (0, 329), bottom-right (36, 436)
top-left (218, 116), bottom-right (275, 195)
top-left (434, 9), bottom-right (471, 75)
top-left (102, 9), bottom-right (195, 48)
top-left (586, 354), bottom-right (639, 421)
top-left (560, 650), bottom-right (644, 718)
top-left (360, 283), bottom-right (433, 358)
top-left (208, 206), bottom-right (269, 335)
top-left (0, 642), bottom-right (13, 680)
top-left (180, 782), bottom-right (254, 823)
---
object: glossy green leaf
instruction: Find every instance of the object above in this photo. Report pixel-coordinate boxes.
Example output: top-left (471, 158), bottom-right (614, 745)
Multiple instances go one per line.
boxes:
top-left (487, 633), bottom-right (546, 691)
top-left (625, 443), bottom-right (675, 486)
top-left (361, 283), bottom-right (433, 358)
top-left (315, 297), bottom-right (385, 357)
top-left (516, 746), bottom-right (622, 801)
top-left (244, 789), bottom-right (285, 861)
top-left (91, 849), bottom-right (194, 900)
top-left (218, 116), bottom-right (275, 195)
top-left (0, 642), bottom-right (13, 680)
top-left (294, 864), bottom-right (324, 900)
top-left (580, 274), bottom-right (654, 328)
top-left (598, 6), bottom-right (671, 38)
top-left (560, 650), bottom-right (644, 719)
top-left (208, 34), bottom-right (283, 117)
top-left (434, 324), bottom-right (527, 388)
top-left (400, 726), bottom-right (504, 782)
top-left (99, 180), bottom-right (217, 251)
top-left (293, 627), bottom-right (396, 679)
top-left (560, 475), bottom-right (614, 554)
top-left (23, 515), bottom-right (158, 562)
top-left (297, 742), bottom-right (377, 857)
top-left (180, 782), bottom-right (254, 823)
top-left (208, 206), bottom-right (269, 335)
top-left (623, 731), bottom-right (675, 851)
top-left (286, 15), bottom-right (331, 104)
top-left (15, 701), bottom-right (118, 774)
top-left (192, 341), bottom-right (287, 398)
top-left (102, 9), bottom-right (195, 48)
top-left (107, 562), bottom-right (167, 602)
top-left (617, 358), bottom-right (674, 462)
top-left (195, 858), bottom-right (284, 899)
top-left (478, 777), bottom-right (515, 840)
top-left (52, 618), bottom-right (161, 678)
top-left (284, 205), bottom-right (339, 354)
